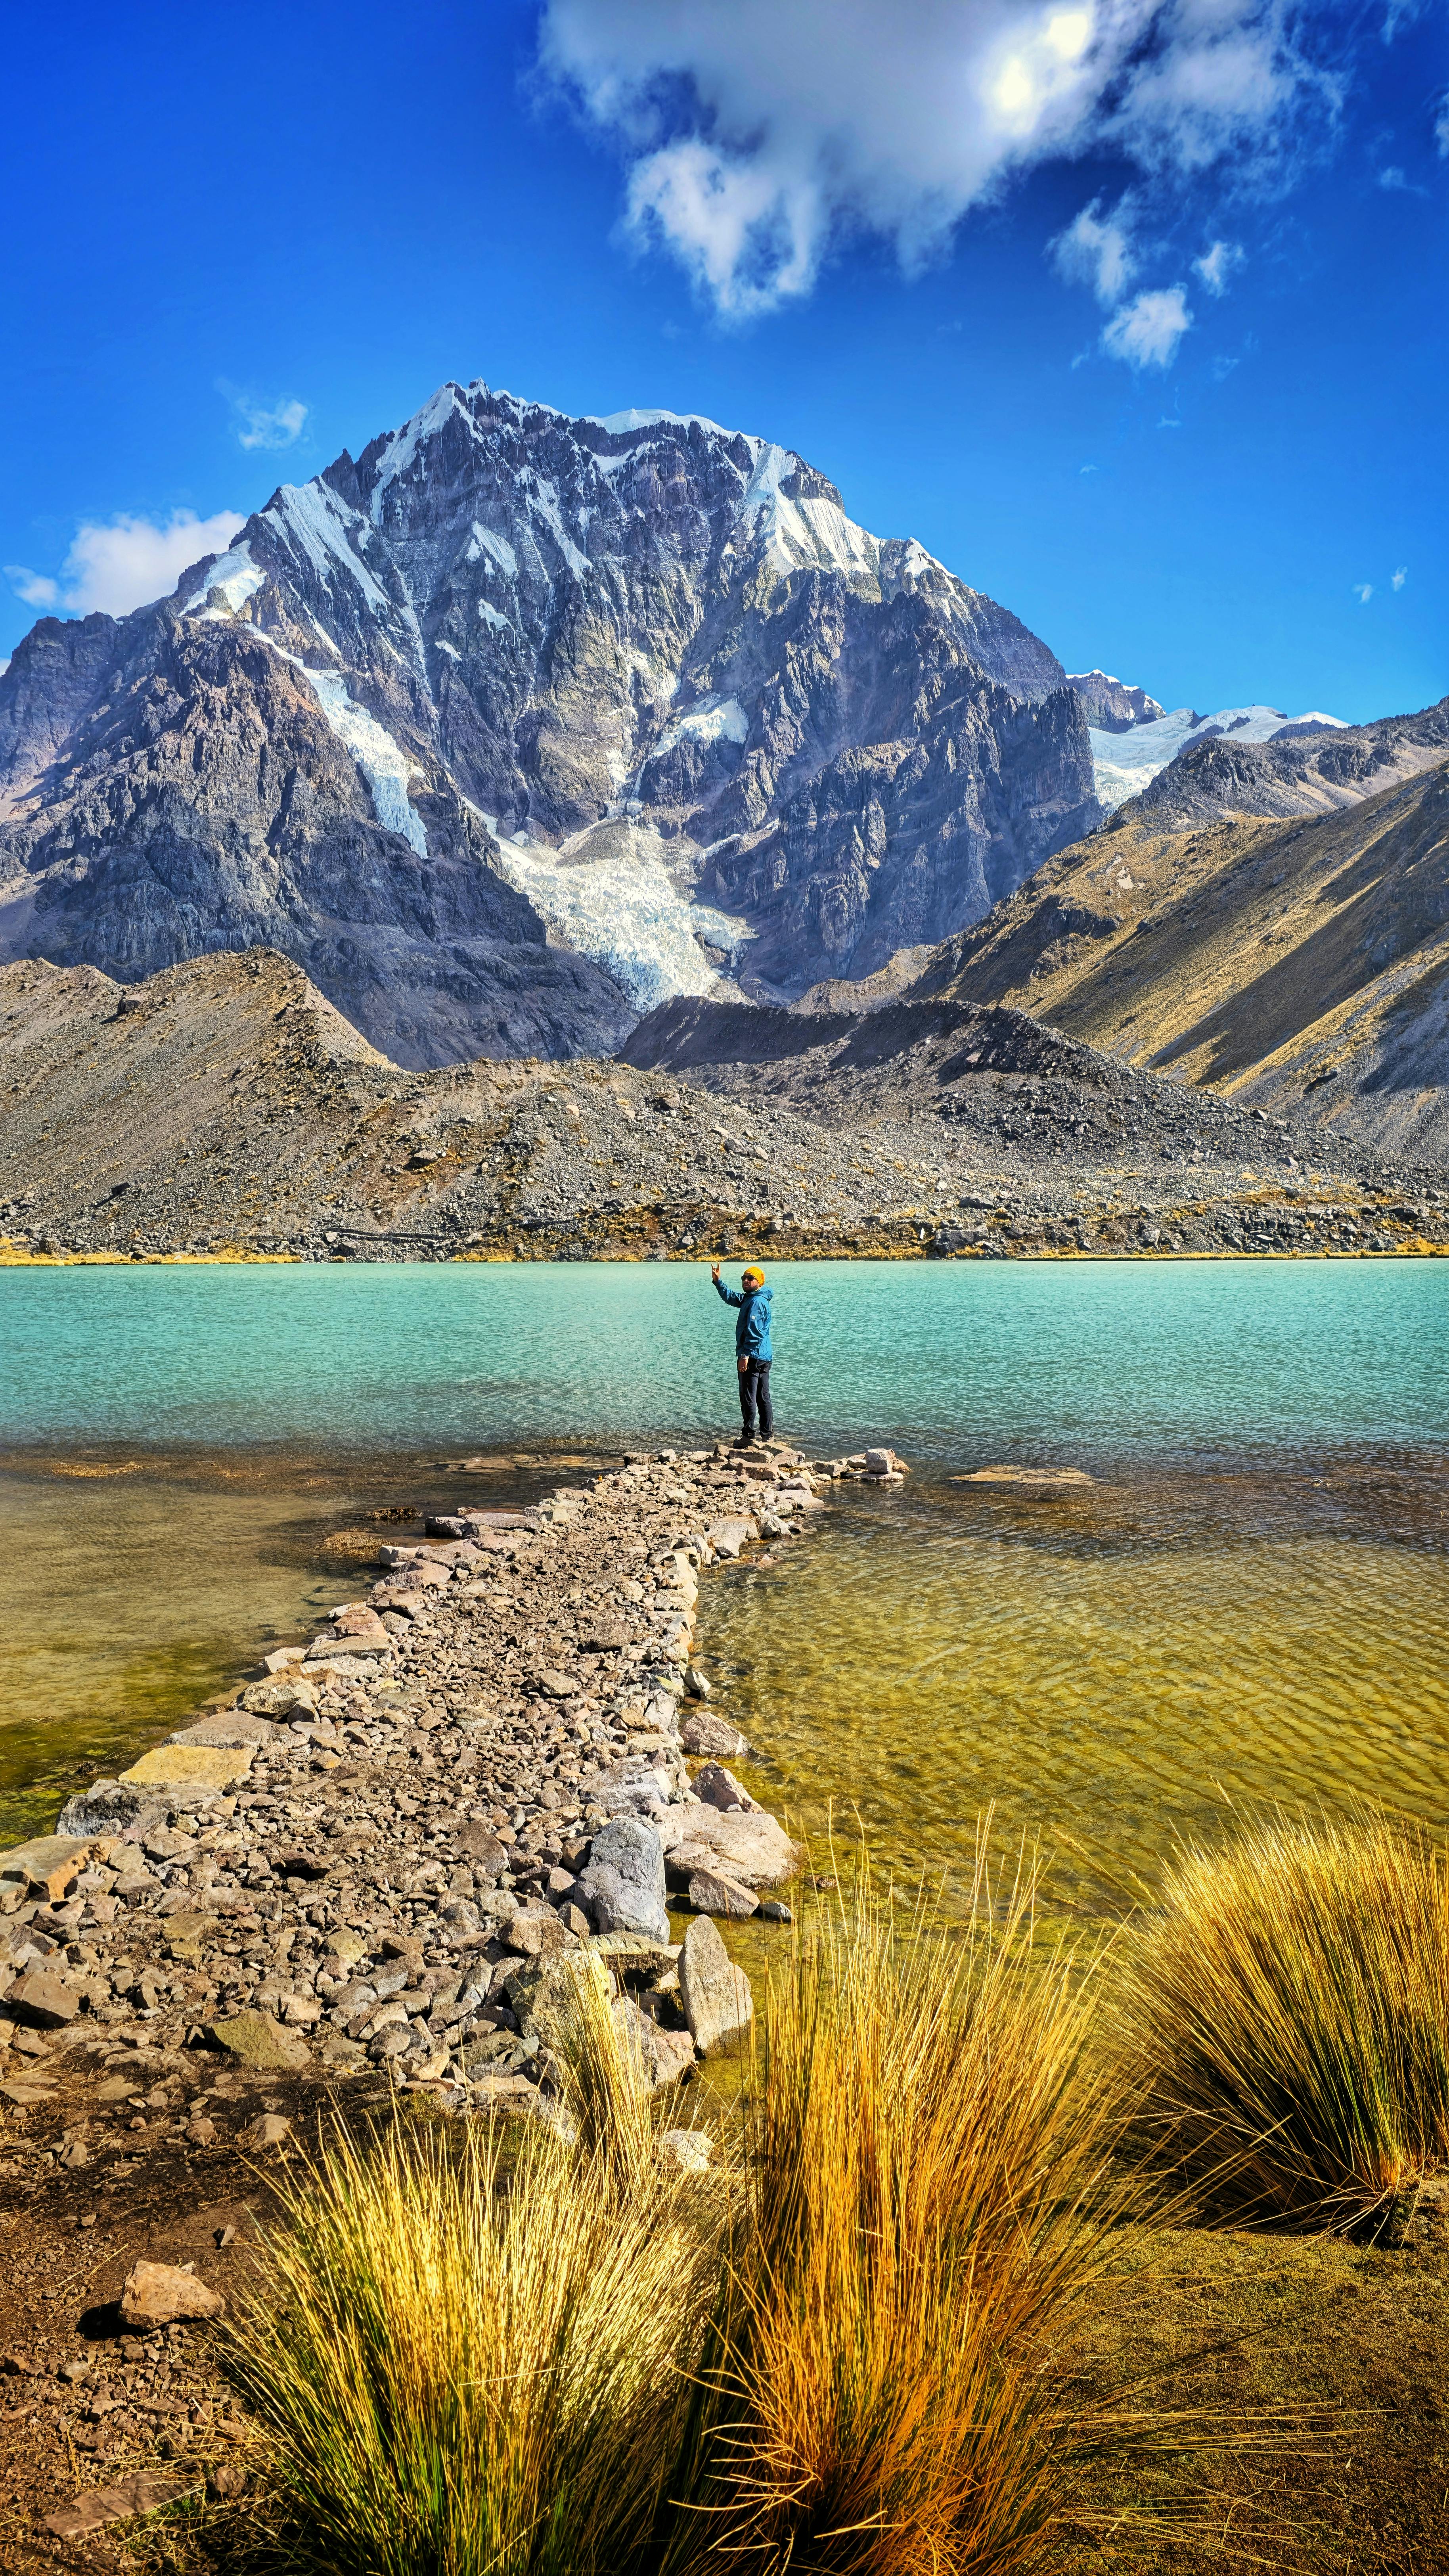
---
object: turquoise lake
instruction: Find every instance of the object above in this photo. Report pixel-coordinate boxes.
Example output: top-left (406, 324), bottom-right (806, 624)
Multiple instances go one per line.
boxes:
top-left (4, 1259), bottom-right (1448, 1888)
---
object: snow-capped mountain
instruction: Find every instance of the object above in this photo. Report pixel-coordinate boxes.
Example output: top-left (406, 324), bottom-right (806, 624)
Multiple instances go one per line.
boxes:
top-left (0, 381), bottom-right (1100, 1064)
top-left (1089, 702), bottom-right (1349, 813)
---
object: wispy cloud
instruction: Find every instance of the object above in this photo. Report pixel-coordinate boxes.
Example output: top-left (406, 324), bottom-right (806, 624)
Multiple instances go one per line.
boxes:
top-left (1392, 565), bottom-right (1407, 589)
top-left (6, 509), bottom-right (245, 622)
top-left (1437, 92), bottom-right (1449, 155)
top-left (1052, 195), bottom-right (1137, 304)
top-left (540, 0), bottom-right (1345, 318)
top-left (1102, 284), bottom-right (1193, 370)
top-left (1353, 581), bottom-right (1374, 603)
top-left (1194, 237), bottom-right (1245, 294)
top-left (219, 382), bottom-right (309, 450)
top-left (4, 565), bottom-right (61, 609)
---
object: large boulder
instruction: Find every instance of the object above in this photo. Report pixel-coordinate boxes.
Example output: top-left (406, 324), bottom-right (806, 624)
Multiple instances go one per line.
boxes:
top-left (579, 1816), bottom-right (670, 1943)
top-left (679, 1917), bottom-right (754, 2057)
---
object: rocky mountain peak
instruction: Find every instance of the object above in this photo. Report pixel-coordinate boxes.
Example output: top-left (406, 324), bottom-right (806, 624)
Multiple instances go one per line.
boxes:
top-left (0, 375), bottom-right (1099, 1065)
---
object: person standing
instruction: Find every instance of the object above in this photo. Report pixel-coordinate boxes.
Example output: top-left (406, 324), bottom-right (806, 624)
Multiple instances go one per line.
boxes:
top-left (710, 1261), bottom-right (774, 1447)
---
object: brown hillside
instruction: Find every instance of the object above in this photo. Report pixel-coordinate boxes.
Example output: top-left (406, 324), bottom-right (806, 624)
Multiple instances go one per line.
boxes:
top-left (911, 757), bottom-right (1449, 1161)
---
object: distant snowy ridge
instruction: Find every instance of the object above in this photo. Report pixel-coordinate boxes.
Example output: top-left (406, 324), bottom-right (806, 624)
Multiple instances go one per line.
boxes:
top-left (1091, 703), bottom-right (1349, 812)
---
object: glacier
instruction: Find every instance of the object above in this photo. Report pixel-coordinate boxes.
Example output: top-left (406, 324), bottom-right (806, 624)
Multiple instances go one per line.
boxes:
top-left (1090, 703), bottom-right (1349, 812)
top-left (488, 819), bottom-right (751, 1016)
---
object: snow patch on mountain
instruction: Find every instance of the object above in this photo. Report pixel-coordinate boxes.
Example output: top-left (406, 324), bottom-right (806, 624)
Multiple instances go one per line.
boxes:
top-left (648, 695), bottom-right (751, 766)
top-left (489, 819), bottom-right (750, 1014)
top-left (265, 482), bottom-right (391, 617)
top-left (305, 670), bottom-right (429, 856)
top-left (1091, 703), bottom-right (1350, 811)
top-left (183, 542), bottom-right (266, 616)
top-left (733, 442), bottom-right (878, 584)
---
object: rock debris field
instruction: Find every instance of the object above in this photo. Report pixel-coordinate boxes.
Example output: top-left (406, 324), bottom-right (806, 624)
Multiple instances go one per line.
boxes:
top-left (0, 1444), bottom-right (905, 2189)
top-left (3, 952), bottom-right (1446, 1271)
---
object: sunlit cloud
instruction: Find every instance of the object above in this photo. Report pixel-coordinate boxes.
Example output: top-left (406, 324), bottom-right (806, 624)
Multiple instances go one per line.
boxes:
top-left (540, 0), bottom-right (1345, 318)
top-left (1353, 581), bottom-right (1374, 602)
top-left (7, 509), bottom-right (245, 622)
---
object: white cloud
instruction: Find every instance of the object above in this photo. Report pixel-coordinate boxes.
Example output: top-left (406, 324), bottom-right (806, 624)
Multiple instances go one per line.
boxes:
top-left (1052, 195), bottom-right (1137, 303)
top-left (1194, 236), bottom-right (1245, 293)
top-left (1377, 161), bottom-right (1409, 187)
top-left (7, 510), bottom-right (245, 623)
top-left (1437, 92), bottom-right (1449, 155)
top-left (540, 0), bottom-right (1340, 316)
top-left (1353, 581), bottom-right (1374, 602)
top-left (1392, 565), bottom-right (1407, 589)
top-left (220, 383), bottom-right (309, 450)
top-left (1102, 283), bottom-right (1193, 368)
top-left (4, 565), bottom-right (61, 609)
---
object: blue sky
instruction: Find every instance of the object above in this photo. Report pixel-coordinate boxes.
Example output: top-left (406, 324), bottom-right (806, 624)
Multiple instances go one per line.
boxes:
top-left (2, 0), bottom-right (1444, 720)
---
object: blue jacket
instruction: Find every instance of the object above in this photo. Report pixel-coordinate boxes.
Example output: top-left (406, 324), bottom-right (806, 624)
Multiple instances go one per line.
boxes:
top-left (715, 1277), bottom-right (773, 1361)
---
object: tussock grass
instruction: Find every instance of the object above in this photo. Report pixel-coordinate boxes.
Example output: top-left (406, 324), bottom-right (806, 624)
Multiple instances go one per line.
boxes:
top-left (667, 1844), bottom-right (1121, 2576)
top-left (228, 2107), bottom-right (720, 2576)
top-left (1114, 1810), bottom-right (1449, 2234)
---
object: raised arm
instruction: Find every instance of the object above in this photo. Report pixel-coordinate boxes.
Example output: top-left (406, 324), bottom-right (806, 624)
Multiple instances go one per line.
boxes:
top-left (713, 1278), bottom-right (744, 1308)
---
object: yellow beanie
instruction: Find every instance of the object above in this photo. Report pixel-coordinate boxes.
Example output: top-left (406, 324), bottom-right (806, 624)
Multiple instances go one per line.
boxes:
top-left (741, 1265), bottom-right (765, 1285)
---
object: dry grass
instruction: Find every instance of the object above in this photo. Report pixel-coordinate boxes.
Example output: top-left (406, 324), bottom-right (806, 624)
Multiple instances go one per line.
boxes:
top-left (1113, 1811), bottom-right (1449, 2235)
top-left (666, 1843), bottom-right (1124, 2576)
top-left (226, 2105), bottom-right (720, 2576)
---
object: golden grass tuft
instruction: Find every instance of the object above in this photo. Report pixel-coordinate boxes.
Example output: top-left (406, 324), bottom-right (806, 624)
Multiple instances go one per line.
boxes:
top-left (1113, 1810), bottom-right (1449, 2234)
top-left (666, 1842), bottom-right (1120, 2576)
top-left (227, 2107), bottom-right (720, 2576)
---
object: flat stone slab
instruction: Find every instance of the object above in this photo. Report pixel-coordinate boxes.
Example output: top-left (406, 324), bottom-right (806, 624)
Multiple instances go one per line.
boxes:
top-left (168, 1712), bottom-right (279, 1748)
top-left (662, 1806), bottom-right (803, 1891)
top-left (0, 1834), bottom-right (93, 1899)
top-left (121, 1743), bottom-right (255, 1793)
top-left (44, 2473), bottom-right (204, 2541)
top-left (206, 2011), bottom-right (311, 2071)
top-left (949, 1465), bottom-right (1094, 1486)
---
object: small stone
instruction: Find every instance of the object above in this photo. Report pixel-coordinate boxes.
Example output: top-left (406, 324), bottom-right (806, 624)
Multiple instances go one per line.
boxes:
top-left (706, 1519), bottom-right (754, 1560)
top-left (119, 2261), bottom-right (224, 2327)
top-left (692, 1762), bottom-right (760, 1814)
top-left (657, 2128), bottom-right (714, 2174)
top-left (535, 1668), bottom-right (580, 1699)
top-left (185, 2116), bottom-right (218, 2146)
top-left (456, 1823), bottom-right (509, 1871)
top-left (687, 1867), bottom-right (758, 1920)
top-left (757, 1900), bottom-right (794, 1924)
top-left (679, 1915), bottom-right (754, 2057)
top-left (236, 2113), bottom-right (292, 2149)
top-left (239, 1678), bottom-right (319, 1720)
top-left (683, 1665), bottom-right (712, 1700)
top-left (679, 1709), bottom-right (751, 1758)
top-left (8, 1971), bottom-right (82, 2028)
top-left (505, 1905), bottom-right (572, 1959)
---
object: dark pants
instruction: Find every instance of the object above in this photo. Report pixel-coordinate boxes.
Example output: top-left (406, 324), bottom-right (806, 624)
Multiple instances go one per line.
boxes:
top-left (738, 1359), bottom-right (773, 1440)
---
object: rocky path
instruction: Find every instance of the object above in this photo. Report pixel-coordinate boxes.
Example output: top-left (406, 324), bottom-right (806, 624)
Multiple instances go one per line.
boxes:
top-left (0, 1442), bottom-right (907, 2145)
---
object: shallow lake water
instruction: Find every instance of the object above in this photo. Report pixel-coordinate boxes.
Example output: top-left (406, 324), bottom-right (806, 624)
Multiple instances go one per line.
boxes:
top-left (3, 1260), bottom-right (1447, 1892)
